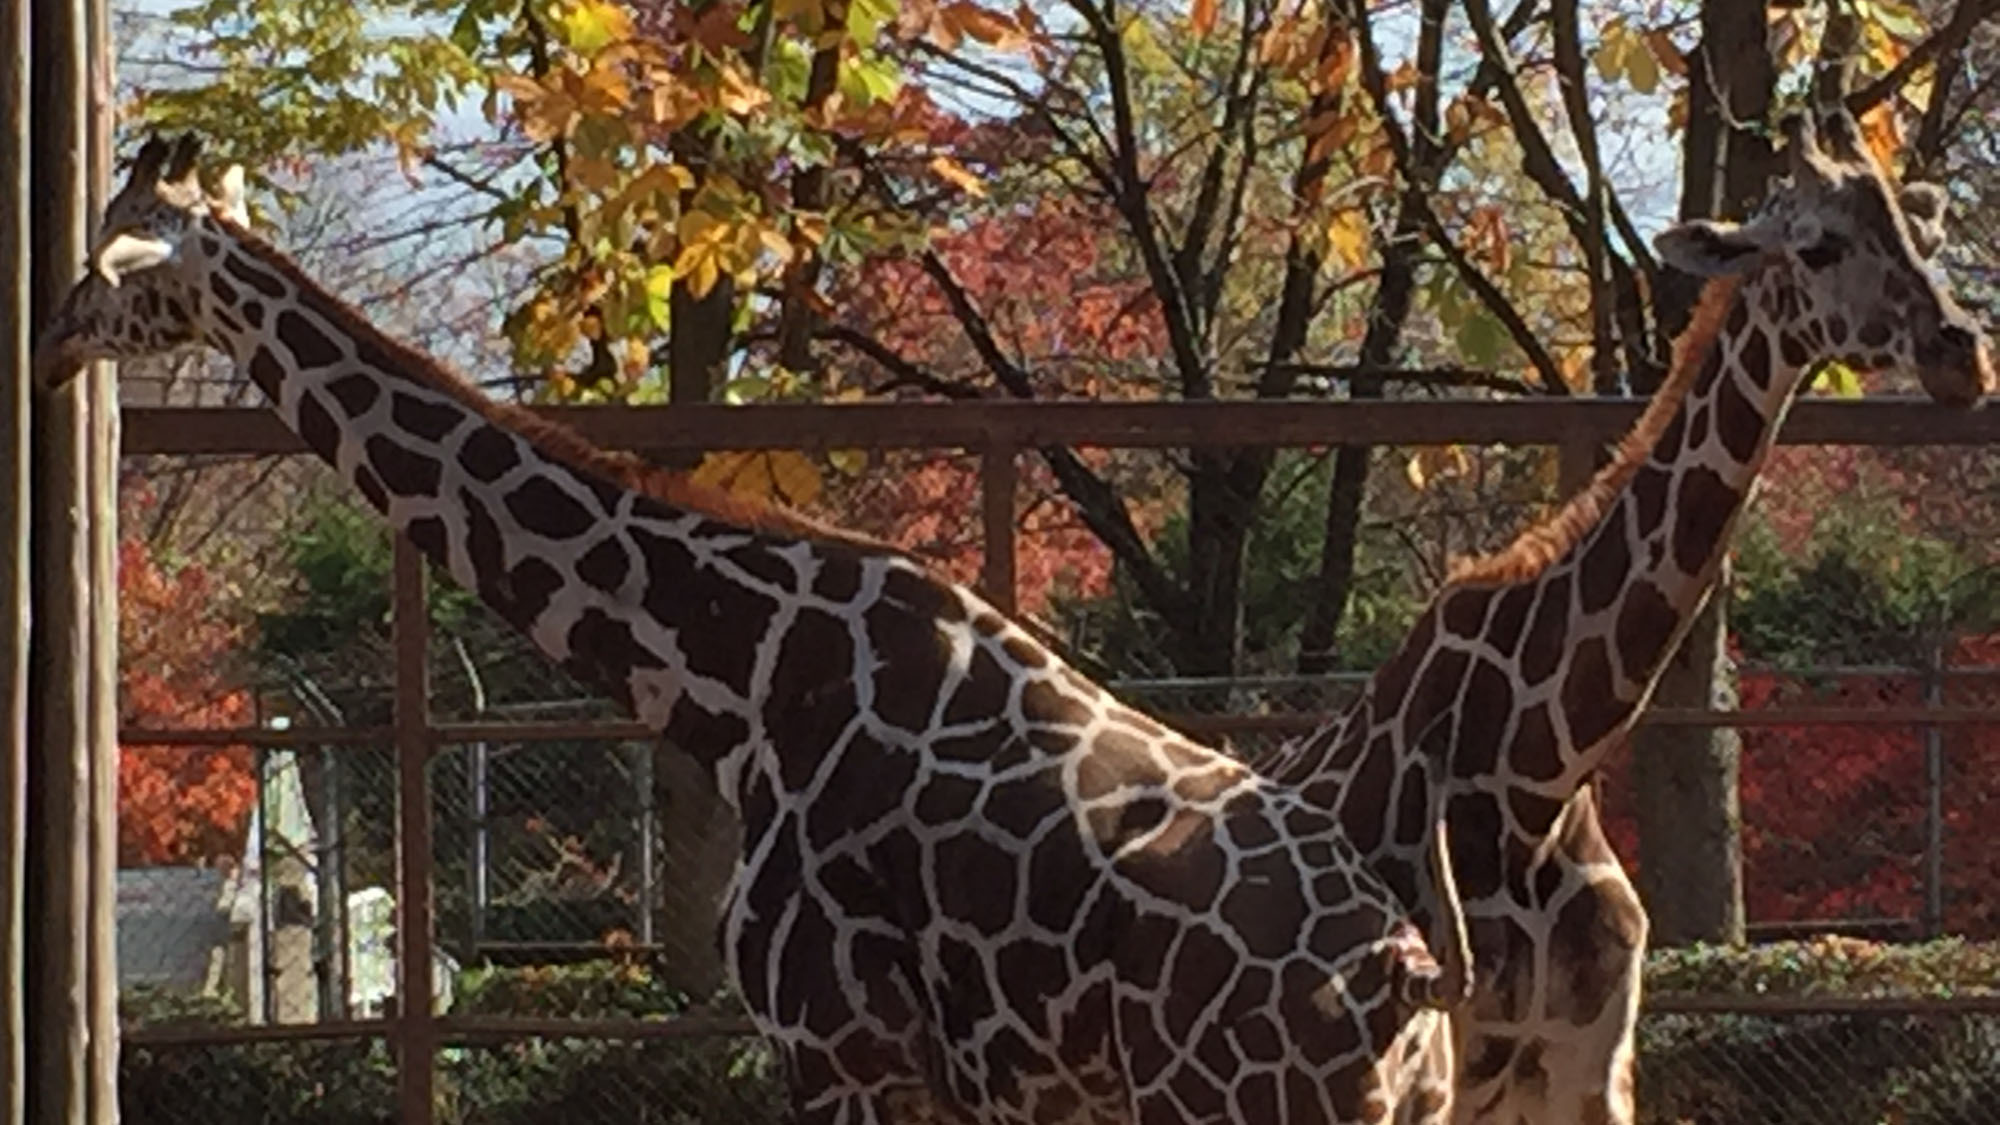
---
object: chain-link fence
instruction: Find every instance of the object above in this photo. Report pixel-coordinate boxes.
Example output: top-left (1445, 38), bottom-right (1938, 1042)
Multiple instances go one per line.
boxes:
top-left (1638, 999), bottom-right (2000, 1125)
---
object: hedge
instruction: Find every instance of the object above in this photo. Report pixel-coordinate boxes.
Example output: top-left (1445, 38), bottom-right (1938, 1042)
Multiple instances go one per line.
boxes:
top-left (119, 939), bottom-right (1998, 1124)
top-left (1639, 937), bottom-right (2000, 1125)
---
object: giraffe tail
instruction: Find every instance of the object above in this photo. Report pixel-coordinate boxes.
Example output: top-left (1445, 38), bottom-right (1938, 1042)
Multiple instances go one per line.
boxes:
top-left (1398, 814), bottom-right (1474, 1013)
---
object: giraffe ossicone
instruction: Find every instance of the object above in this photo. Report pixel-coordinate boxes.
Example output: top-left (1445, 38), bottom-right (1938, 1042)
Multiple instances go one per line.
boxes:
top-left (1252, 100), bottom-right (1991, 1125)
top-left (40, 130), bottom-right (1473, 1125)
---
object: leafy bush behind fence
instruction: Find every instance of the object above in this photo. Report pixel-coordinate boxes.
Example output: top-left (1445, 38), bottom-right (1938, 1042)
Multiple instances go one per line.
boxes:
top-left (119, 939), bottom-right (1999, 1124)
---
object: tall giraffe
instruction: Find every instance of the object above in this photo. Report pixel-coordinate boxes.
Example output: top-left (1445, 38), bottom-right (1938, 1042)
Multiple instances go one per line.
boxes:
top-left (1254, 104), bottom-right (1992, 1124)
top-left (38, 132), bottom-right (1471, 1125)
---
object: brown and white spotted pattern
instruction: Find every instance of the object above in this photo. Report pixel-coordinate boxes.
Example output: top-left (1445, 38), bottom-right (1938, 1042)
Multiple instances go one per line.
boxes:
top-left (38, 133), bottom-right (1468, 1125)
top-left (1251, 105), bottom-right (1993, 1125)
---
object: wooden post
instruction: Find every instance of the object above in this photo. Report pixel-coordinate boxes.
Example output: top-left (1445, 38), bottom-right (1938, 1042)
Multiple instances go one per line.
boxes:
top-left (0, 0), bottom-right (31, 1110)
top-left (25, 0), bottom-right (116, 1115)
top-left (392, 537), bottom-right (437, 1125)
top-left (81, 0), bottom-right (117, 1109)
top-left (980, 444), bottom-right (1017, 615)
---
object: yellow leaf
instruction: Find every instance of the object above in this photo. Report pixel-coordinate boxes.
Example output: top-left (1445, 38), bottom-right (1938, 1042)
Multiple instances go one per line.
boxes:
top-left (1591, 19), bottom-right (1630, 81)
top-left (673, 212), bottom-right (730, 299)
top-left (578, 62), bottom-right (634, 113)
top-left (492, 73), bottom-right (547, 102)
top-left (1623, 35), bottom-right (1659, 94)
top-left (1405, 451), bottom-right (1427, 491)
top-left (556, 0), bottom-right (633, 54)
top-left (717, 63), bottom-right (772, 116)
top-left (690, 450), bottom-right (754, 493)
top-left (1190, 0), bottom-right (1217, 36)
top-left (764, 450), bottom-right (823, 506)
top-left (828, 448), bottom-right (868, 477)
top-left (929, 154), bottom-right (987, 197)
top-left (1324, 208), bottom-right (1370, 272)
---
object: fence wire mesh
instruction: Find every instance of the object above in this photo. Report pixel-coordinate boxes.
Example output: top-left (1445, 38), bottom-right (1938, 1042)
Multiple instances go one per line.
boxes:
top-left (1636, 1007), bottom-right (2000, 1125)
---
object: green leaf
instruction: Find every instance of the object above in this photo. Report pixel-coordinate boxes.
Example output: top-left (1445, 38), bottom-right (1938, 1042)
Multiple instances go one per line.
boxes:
top-left (557, 0), bottom-right (632, 54)
top-left (644, 265), bottom-right (676, 330)
top-left (846, 0), bottom-right (898, 43)
top-left (1454, 309), bottom-right (1508, 368)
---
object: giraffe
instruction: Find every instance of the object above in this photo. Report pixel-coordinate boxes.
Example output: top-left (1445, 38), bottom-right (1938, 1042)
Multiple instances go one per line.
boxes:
top-left (1251, 102), bottom-right (1993, 1124)
top-left (36, 131), bottom-right (1473, 1125)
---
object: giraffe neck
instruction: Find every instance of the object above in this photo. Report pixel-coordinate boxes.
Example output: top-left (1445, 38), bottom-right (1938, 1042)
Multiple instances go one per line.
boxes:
top-left (1482, 266), bottom-right (1811, 791)
top-left (1270, 265), bottom-right (1816, 872)
top-left (185, 218), bottom-right (973, 809)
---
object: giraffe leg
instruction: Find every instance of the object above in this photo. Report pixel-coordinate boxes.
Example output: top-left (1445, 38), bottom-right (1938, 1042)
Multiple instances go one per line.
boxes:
top-left (1453, 850), bottom-right (1644, 1124)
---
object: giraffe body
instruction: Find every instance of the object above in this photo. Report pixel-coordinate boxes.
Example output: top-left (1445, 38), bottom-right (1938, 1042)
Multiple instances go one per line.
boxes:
top-left (39, 134), bottom-right (1470, 1125)
top-left (1255, 105), bottom-right (1993, 1124)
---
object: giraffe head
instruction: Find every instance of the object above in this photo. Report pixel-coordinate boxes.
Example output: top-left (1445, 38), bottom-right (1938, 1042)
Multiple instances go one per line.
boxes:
top-left (1654, 105), bottom-right (1991, 408)
top-left (33, 132), bottom-right (248, 386)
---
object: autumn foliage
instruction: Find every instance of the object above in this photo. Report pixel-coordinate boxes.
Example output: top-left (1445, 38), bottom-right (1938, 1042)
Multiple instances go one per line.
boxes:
top-left (118, 535), bottom-right (257, 867)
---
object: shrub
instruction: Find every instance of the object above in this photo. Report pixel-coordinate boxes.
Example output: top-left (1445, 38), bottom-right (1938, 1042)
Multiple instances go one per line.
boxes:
top-left (116, 963), bottom-right (787, 1125)
top-left (1637, 938), bottom-right (2000, 1125)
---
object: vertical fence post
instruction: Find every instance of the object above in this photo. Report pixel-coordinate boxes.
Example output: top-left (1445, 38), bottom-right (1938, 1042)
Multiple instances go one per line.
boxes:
top-left (980, 444), bottom-right (1017, 616)
top-left (26, 0), bottom-right (118, 1115)
top-left (81, 2), bottom-right (117, 1103)
top-left (1922, 644), bottom-right (1944, 939)
top-left (0, 0), bottom-right (30, 1109)
top-left (1557, 434), bottom-right (1600, 496)
top-left (393, 536), bottom-right (437, 1125)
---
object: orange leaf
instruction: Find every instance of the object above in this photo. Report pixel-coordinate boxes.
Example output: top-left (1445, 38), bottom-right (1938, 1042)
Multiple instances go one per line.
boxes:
top-left (929, 154), bottom-right (987, 197)
top-left (1190, 0), bottom-right (1217, 37)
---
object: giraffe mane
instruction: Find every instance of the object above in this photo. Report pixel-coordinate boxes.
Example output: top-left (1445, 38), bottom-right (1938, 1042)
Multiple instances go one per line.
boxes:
top-left (211, 211), bottom-right (918, 562)
top-left (1446, 274), bottom-right (1745, 586)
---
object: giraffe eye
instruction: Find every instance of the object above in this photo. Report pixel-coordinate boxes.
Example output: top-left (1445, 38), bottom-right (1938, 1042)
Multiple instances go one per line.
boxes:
top-left (1798, 233), bottom-right (1850, 270)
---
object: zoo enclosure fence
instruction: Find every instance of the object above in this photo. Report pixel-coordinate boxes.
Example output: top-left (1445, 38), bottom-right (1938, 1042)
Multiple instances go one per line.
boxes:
top-left (115, 398), bottom-right (2000, 1124)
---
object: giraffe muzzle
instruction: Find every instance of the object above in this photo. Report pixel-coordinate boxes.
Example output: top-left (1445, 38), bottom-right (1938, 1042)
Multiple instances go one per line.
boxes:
top-left (1914, 318), bottom-right (1992, 409)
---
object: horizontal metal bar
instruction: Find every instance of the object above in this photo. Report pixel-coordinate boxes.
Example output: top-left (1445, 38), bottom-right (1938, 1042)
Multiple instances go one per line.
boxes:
top-left (120, 1018), bottom-right (391, 1047)
top-left (118, 398), bottom-right (2000, 458)
top-left (120, 703), bottom-right (2000, 754)
top-left (1645, 993), bottom-right (2000, 1016)
top-left (119, 996), bottom-right (2000, 1050)
top-left (437, 1013), bottom-right (760, 1043)
top-left (119, 725), bottom-right (389, 747)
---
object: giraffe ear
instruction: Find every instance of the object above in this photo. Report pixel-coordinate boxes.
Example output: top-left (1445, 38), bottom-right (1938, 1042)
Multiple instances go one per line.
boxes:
top-left (215, 165), bottom-right (250, 227)
top-left (1899, 182), bottom-right (1949, 261)
top-left (1900, 182), bottom-right (1947, 222)
top-left (1654, 219), bottom-right (1771, 277)
top-left (91, 230), bottom-right (175, 285)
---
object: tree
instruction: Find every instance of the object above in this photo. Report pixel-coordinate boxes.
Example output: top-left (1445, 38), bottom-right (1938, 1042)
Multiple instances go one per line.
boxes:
top-left (117, 494), bottom-right (258, 867)
top-left (119, 0), bottom-right (2000, 951)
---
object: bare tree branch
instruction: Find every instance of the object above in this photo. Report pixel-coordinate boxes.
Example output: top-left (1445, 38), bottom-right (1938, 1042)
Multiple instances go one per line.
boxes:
top-left (1349, 0), bottom-right (1571, 395)
top-left (1462, 0), bottom-right (1661, 384)
top-left (1550, 0), bottom-right (1617, 392)
top-left (1074, 0), bottom-right (1213, 399)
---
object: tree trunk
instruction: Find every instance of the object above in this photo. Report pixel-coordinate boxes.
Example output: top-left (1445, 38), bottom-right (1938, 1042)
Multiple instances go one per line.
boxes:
top-left (1631, 0), bottom-right (1771, 947)
top-left (1296, 197), bottom-right (1424, 675)
top-left (1177, 458), bottom-right (1251, 682)
top-left (1634, 590), bottom-right (1746, 945)
top-left (651, 189), bottom-right (742, 998)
